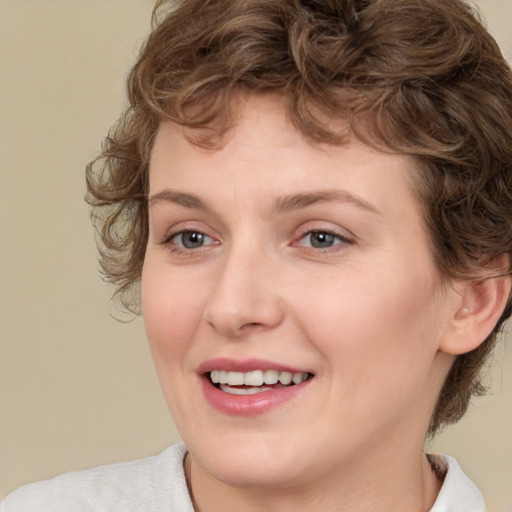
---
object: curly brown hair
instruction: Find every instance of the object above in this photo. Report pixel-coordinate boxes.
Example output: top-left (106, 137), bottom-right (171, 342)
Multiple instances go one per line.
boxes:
top-left (86, 0), bottom-right (512, 435)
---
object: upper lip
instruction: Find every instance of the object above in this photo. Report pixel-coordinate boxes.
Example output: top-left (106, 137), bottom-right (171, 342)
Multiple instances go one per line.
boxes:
top-left (197, 358), bottom-right (312, 375)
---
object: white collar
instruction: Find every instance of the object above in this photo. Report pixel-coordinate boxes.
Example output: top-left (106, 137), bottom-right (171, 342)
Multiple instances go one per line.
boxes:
top-left (429, 454), bottom-right (486, 512)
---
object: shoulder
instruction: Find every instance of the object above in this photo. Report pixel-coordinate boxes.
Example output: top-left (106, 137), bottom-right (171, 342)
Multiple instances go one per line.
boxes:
top-left (429, 454), bottom-right (486, 512)
top-left (1, 443), bottom-right (192, 512)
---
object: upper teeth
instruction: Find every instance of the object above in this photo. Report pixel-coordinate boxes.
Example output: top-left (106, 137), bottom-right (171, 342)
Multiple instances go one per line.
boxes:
top-left (210, 370), bottom-right (308, 386)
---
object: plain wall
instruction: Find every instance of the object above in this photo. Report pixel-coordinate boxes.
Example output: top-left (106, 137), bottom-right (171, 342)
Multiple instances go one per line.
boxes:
top-left (1, 1), bottom-right (511, 510)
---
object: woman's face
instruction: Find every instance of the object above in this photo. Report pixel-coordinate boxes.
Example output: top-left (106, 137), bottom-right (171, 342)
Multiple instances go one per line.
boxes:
top-left (142, 96), bottom-right (459, 489)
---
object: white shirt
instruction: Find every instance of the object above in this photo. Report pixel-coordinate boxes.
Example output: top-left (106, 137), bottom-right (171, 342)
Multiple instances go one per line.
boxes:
top-left (1, 443), bottom-right (486, 511)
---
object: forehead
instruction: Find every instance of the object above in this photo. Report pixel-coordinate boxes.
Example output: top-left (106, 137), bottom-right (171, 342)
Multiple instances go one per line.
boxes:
top-left (150, 96), bottom-right (421, 211)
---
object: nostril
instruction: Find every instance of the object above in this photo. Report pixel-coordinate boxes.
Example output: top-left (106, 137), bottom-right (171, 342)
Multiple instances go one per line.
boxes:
top-left (240, 322), bottom-right (264, 330)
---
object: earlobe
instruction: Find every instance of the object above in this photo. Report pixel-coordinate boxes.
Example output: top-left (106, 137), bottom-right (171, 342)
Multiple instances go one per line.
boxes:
top-left (440, 273), bottom-right (511, 356)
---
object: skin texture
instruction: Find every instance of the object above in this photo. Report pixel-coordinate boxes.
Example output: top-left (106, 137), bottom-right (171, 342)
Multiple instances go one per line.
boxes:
top-left (141, 95), bottom-right (482, 511)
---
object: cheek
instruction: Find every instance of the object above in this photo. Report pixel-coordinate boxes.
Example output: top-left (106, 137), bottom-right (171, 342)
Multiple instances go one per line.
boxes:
top-left (141, 261), bottom-right (206, 365)
top-left (306, 277), bottom-right (443, 437)
top-left (140, 261), bottom-right (211, 425)
top-left (295, 266), bottom-right (443, 389)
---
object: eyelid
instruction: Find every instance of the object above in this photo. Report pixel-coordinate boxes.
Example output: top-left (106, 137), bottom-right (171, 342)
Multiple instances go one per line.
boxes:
top-left (290, 225), bottom-right (355, 253)
top-left (299, 230), bottom-right (349, 244)
top-left (157, 220), bottom-right (221, 255)
top-left (169, 230), bottom-right (216, 248)
top-left (163, 228), bottom-right (216, 243)
top-left (157, 219), bottom-right (213, 242)
top-left (293, 222), bottom-right (354, 242)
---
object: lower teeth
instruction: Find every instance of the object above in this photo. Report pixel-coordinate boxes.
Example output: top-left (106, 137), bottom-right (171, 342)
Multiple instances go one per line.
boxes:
top-left (219, 384), bottom-right (275, 395)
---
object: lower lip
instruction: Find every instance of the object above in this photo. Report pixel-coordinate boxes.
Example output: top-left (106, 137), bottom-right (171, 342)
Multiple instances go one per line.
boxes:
top-left (200, 377), bottom-right (312, 416)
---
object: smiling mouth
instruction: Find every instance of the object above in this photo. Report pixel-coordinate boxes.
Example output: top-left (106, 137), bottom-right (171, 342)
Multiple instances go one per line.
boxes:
top-left (207, 369), bottom-right (314, 395)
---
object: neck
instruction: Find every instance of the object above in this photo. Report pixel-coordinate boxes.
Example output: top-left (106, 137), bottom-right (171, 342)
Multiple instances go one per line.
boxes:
top-left (184, 441), bottom-right (442, 512)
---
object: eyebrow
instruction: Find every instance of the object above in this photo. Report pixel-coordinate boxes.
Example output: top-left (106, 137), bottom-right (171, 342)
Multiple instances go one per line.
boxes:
top-left (148, 190), bottom-right (212, 213)
top-left (272, 190), bottom-right (380, 215)
top-left (148, 189), bottom-right (380, 216)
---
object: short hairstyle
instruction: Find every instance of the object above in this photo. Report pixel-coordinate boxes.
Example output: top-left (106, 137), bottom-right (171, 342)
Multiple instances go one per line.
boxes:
top-left (86, 0), bottom-right (512, 435)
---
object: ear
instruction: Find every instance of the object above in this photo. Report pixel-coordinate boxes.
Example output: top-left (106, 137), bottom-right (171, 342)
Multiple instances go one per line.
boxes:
top-left (439, 270), bottom-right (511, 356)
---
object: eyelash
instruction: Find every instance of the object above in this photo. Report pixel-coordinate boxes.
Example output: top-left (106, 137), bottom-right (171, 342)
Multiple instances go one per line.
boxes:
top-left (159, 228), bottom-right (353, 256)
top-left (293, 228), bottom-right (353, 252)
top-left (160, 230), bottom-right (217, 254)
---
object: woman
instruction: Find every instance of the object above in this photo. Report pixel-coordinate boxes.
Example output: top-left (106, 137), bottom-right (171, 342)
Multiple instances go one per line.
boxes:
top-left (3, 0), bottom-right (512, 510)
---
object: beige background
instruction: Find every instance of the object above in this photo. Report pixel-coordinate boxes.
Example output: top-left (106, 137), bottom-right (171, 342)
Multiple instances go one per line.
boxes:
top-left (0, 1), bottom-right (511, 510)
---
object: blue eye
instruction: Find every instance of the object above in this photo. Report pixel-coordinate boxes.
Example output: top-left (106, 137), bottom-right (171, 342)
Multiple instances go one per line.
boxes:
top-left (300, 231), bottom-right (346, 249)
top-left (171, 231), bottom-right (214, 249)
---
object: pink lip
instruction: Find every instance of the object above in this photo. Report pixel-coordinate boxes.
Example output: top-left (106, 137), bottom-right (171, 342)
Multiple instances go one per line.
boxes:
top-left (197, 358), bottom-right (309, 374)
top-left (197, 358), bottom-right (314, 417)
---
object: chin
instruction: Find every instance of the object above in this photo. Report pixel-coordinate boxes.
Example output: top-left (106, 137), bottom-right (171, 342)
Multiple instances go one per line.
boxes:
top-left (188, 431), bottom-right (316, 489)
top-left (204, 456), bottom-right (310, 489)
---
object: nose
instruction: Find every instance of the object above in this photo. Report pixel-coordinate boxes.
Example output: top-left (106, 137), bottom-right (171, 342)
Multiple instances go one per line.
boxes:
top-left (203, 244), bottom-right (285, 339)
